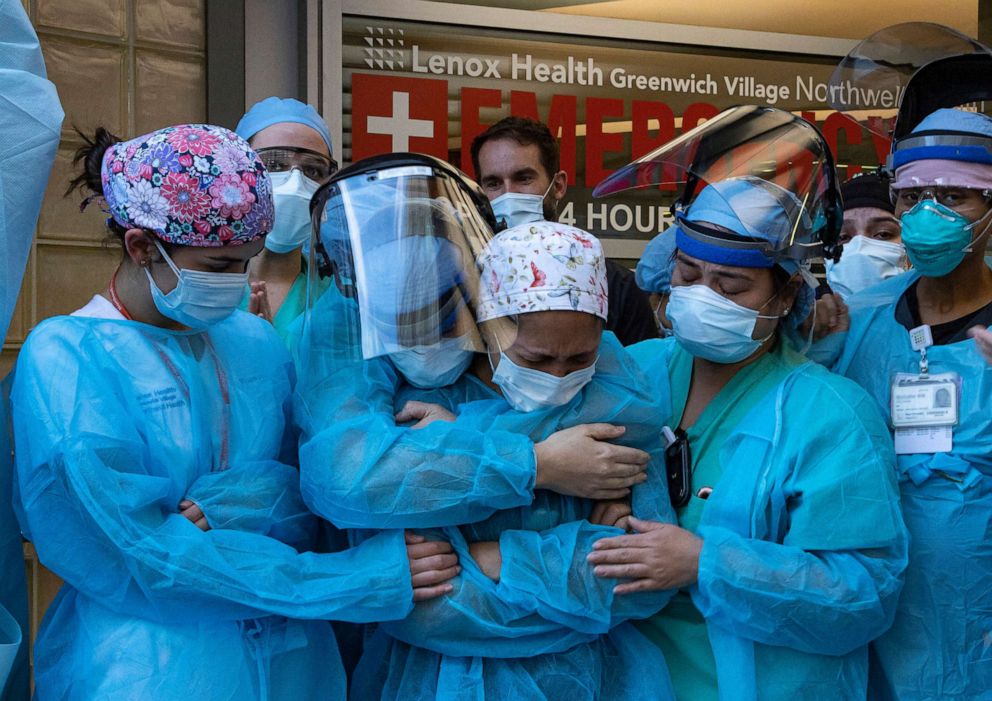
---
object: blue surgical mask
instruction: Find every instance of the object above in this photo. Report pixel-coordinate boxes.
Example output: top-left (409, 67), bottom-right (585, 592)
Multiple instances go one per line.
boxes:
top-left (491, 351), bottom-right (597, 412)
top-left (825, 235), bottom-right (906, 298)
top-left (145, 239), bottom-right (249, 329)
top-left (265, 169), bottom-right (320, 254)
top-left (667, 284), bottom-right (778, 364)
top-left (490, 180), bottom-right (554, 230)
top-left (389, 335), bottom-right (474, 389)
top-left (900, 200), bottom-right (992, 277)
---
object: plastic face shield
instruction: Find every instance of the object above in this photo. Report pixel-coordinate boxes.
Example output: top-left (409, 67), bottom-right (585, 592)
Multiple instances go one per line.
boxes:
top-left (306, 163), bottom-right (495, 363)
top-left (593, 105), bottom-right (841, 262)
top-left (829, 22), bottom-right (992, 140)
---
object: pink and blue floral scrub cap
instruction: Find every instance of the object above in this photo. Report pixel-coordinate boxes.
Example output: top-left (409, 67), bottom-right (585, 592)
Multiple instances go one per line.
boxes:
top-left (477, 221), bottom-right (608, 323)
top-left (100, 124), bottom-right (274, 247)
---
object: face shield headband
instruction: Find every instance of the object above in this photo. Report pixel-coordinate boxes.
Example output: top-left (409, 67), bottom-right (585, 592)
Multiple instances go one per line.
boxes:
top-left (672, 174), bottom-right (829, 265)
top-left (674, 222), bottom-right (775, 268)
top-left (888, 131), bottom-right (992, 171)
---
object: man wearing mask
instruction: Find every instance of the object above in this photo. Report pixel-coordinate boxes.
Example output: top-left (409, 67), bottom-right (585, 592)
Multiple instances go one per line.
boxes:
top-left (236, 97), bottom-right (338, 341)
top-left (825, 172), bottom-right (906, 299)
top-left (470, 116), bottom-right (658, 345)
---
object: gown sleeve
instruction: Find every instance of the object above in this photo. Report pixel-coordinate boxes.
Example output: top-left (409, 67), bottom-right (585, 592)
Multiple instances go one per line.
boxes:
top-left (183, 459), bottom-right (317, 550)
top-left (382, 411), bottom-right (677, 657)
top-left (382, 520), bottom-right (672, 657)
top-left (186, 349), bottom-right (316, 549)
top-left (0, 0), bottom-right (63, 342)
top-left (13, 320), bottom-right (414, 625)
top-left (496, 520), bottom-right (672, 634)
top-left (497, 448), bottom-right (677, 632)
top-left (298, 355), bottom-right (536, 530)
top-left (691, 369), bottom-right (908, 656)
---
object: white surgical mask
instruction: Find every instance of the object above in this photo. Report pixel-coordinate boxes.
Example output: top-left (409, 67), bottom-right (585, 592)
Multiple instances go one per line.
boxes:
top-left (265, 169), bottom-right (321, 254)
top-left (490, 180), bottom-right (555, 229)
top-left (389, 335), bottom-right (474, 389)
top-left (491, 351), bottom-right (597, 412)
top-left (667, 284), bottom-right (779, 364)
top-left (145, 239), bottom-right (248, 329)
top-left (824, 236), bottom-right (906, 299)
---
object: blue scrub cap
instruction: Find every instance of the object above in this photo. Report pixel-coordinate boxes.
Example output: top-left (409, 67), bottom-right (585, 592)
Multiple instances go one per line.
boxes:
top-left (679, 178), bottom-right (815, 326)
top-left (236, 97), bottom-right (333, 156)
top-left (891, 108), bottom-right (992, 168)
top-left (635, 230), bottom-right (677, 294)
top-left (914, 108), bottom-right (992, 138)
top-left (685, 179), bottom-right (805, 256)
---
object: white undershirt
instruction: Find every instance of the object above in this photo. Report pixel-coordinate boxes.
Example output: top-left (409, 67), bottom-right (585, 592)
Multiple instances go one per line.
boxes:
top-left (71, 294), bottom-right (125, 320)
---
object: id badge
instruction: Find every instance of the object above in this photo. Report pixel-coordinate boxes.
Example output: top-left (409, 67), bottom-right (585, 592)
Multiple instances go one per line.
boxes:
top-left (890, 372), bottom-right (960, 428)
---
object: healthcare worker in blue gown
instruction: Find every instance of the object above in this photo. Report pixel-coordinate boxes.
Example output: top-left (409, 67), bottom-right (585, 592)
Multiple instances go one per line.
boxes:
top-left (297, 154), bottom-right (654, 535)
top-left (841, 107), bottom-right (992, 701)
top-left (297, 162), bottom-right (678, 698)
top-left (0, 2), bottom-right (63, 698)
top-left (11, 124), bottom-right (458, 700)
top-left (588, 105), bottom-right (909, 701)
top-left (819, 25), bottom-right (992, 699)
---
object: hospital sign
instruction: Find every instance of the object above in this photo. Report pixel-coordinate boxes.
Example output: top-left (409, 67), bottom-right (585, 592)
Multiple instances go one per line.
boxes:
top-left (345, 19), bottom-right (893, 258)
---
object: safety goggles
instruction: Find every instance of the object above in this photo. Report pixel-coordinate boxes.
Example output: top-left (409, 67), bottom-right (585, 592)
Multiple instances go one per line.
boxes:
top-left (890, 186), bottom-right (992, 213)
top-left (256, 146), bottom-right (338, 182)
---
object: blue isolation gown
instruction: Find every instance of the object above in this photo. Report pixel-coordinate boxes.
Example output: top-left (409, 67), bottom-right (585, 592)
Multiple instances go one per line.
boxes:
top-left (299, 330), bottom-right (678, 699)
top-left (295, 284), bottom-right (537, 530)
top-left (0, 2), bottom-right (64, 698)
top-left (831, 271), bottom-right (992, 700)
top-left (0, 376), bottom-right (23, 701)
top-left (628, 337), bottom-right (908, 700)
top-left (12, 311), bottom-right (414, 700)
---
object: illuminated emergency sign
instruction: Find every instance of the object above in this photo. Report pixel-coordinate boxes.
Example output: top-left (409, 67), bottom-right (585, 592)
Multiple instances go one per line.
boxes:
top-left (346, 20), bottom-right (894, 254)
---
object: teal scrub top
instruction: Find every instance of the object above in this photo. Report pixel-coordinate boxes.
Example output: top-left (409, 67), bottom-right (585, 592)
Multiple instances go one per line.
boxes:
top-left (242, 269), bottom-right (330, 344)
top-left (636, 340), bottom-right (801, 701)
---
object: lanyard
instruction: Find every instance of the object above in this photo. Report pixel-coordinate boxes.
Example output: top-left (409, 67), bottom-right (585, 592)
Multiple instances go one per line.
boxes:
top-left (111, 270), bottom-right (232, 472)
top-left (108, 270), bottom-right (133, 320)
top-left (139, 330), bottom-right (232, 473)
top-left (202, 335), bottom-right (231, 472)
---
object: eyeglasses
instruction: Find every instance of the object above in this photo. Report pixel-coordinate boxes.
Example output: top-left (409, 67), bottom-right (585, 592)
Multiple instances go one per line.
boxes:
top-left (891, 186), bottom-right (992, 213)
top-left (256, 146), bottom-right (338, 182)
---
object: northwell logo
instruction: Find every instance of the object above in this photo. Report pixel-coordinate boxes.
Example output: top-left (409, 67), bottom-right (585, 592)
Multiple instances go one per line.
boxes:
top-left (363, 26), bottom-right (406, 70)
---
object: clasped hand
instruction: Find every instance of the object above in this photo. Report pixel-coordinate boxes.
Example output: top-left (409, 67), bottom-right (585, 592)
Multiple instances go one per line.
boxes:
top-left (587, 518), bottom-right (702, 594)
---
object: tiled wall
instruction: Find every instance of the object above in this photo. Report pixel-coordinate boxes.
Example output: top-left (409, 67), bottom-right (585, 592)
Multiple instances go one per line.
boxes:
top-left (14, 0), bottom-right (206, 675)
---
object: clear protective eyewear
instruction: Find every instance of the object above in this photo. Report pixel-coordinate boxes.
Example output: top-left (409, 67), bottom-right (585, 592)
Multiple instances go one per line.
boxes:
top-left (256, 146), bottom-right (338, 182)
top-left (891, 186), bottom-right (992, 212)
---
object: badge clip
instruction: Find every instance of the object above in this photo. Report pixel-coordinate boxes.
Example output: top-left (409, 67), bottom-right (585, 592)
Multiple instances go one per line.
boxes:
top-left (909, 324), bottom-right (933, 377)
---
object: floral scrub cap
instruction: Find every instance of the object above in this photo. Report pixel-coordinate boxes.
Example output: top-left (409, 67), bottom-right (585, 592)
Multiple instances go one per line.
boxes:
top-left (477, 220), bottom-right (608, 323)
top-left (100, 124), bottom-right (274, 247)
